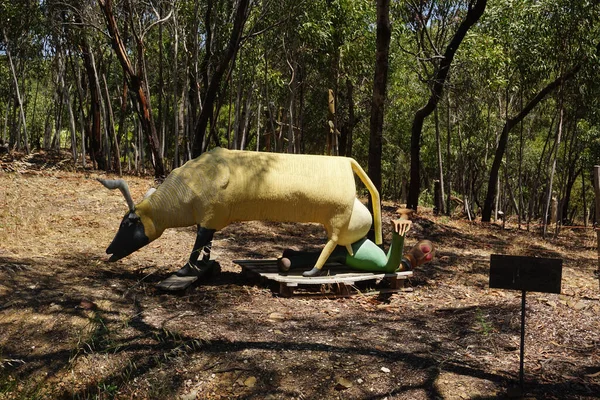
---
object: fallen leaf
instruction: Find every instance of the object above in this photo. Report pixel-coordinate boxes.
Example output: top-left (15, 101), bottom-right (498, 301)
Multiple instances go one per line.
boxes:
top-left (78, 299), bottom-right (97, 310)
top-left (334, 377), bottom-right (353, 390)
top-left (244, 376), bottom-right (257, 388)
top-left (267, 312), bottom-right (285, 322)
top-left (545, 300), bottom-right (557, 308)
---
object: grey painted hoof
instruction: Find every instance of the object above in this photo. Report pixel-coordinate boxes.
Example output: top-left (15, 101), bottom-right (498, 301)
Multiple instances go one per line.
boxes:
top-left (302, 267), bottom-right (321, 277)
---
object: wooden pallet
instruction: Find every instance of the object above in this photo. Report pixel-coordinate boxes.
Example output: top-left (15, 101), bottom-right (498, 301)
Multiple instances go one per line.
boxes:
top-left (234, 259), bottom-right (412, 297)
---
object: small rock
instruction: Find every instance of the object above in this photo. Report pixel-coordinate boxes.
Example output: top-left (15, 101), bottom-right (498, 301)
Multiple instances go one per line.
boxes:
top-left (381, 367), bottom-right (391, 373)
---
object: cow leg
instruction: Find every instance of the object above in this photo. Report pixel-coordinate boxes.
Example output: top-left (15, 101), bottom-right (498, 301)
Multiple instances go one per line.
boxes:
top-left (175, 226), bottom-right (216, 276)
top-left (302, 239), bottom-right (338, 277)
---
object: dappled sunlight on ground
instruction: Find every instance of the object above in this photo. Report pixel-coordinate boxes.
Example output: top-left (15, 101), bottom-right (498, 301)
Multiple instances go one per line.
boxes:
top-left (0, 157), bottom-right (599, 399)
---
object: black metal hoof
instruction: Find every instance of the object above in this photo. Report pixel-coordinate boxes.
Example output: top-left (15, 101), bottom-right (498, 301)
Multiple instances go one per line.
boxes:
top-left (175, 262), bottom-right (202, 277)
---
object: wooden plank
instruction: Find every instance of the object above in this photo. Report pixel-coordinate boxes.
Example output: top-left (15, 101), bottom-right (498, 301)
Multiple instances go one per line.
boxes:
top-left (489, 255), bottom-right (562, 294)
top-left (259, 272), bottom-right (397, 285)
top-left (279, 283), bottom-right (294, 297)
top-left (237, 259), bottom-right (413, 297)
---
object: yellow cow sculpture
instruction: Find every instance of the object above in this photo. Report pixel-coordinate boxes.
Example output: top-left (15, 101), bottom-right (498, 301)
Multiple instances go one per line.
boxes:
top-left (99, 148), bottom-right (382, 277)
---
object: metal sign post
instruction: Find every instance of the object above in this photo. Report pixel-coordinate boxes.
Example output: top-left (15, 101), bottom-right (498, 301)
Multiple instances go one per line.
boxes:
top-left (489, 255), bottom-right (563, 393)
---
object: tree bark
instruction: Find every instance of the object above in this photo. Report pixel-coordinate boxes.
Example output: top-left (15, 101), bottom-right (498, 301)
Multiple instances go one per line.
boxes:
top-left (407, 0), bottom-right (487, 210)
top-left (75, 14), bottom-right (103, 169)
top-left (339, 78), bottom-right (358, 157)
top-left (368, 0), bottom-right (391, 201)
top-left (102, 73), bottom-right (122, 175)
top-left (98, 0), bottom-right (165, 178)
top-left (192, 0), bottom-right (250, 158)
top-left (434, 107), bottom-right (445, 214)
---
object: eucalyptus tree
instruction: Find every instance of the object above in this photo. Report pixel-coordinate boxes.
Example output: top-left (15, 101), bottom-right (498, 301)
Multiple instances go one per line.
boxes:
top-left (98, 0), bottom-right (168, 178)
top-left (51, 0), bottom-right (119, 170)
top-left (0, 0), bottom-right (45, 153)
top-left (398, 0), bottom-right (487, 211)
top-left (368, 0), bottom-right (391, 203)
top-left (480, 0), bottom-right (600, 222)
top-left (191, 0), bottom-right (251, 157)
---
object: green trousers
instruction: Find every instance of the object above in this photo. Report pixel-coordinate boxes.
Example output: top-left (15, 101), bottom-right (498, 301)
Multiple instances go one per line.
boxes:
top-left (281, 231), bottom-right (409, 273)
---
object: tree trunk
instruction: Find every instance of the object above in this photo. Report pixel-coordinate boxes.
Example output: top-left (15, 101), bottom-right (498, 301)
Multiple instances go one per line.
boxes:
top-left (368, 0), bottom-right (391, 201)
top-left (3, 28), bottom-right (30, 153)
top-left (339, 78), bottom-right (356, 157)
top-left (158, 4), bottom-right (165, 159)
top-left (582, 165), bottom-right (588, 227)
top-left (560, 119), bottom-right (581, 225)
top-left (51, 53), bottom-right (65, 151)
top-left (434, 107), bottom-right (445, 214)
top-left (70, 56), bottom-right (88, 168)
top-left (256, 100), bottom-right (261, 151)
top-left (287, 88), bottom-right (295, 153)
top-left (446, 96), bottom-right (452, 215)
top-left (30, 79), bottom-right (40, 151)
top-left (543, 102), bottom-right (563, 237)
top-left (172, 15), bottom-right (180, 168)
top-left (187, 0), bottom-right (201, 138)
top-left (98, 0), bottom-right (165, 178)
top-left (102, 74), bottom-right (122, 175)
top-left (240, 86), bottom-right (255, 150)
top-left (2, 101), bottom-right (9, 144)
top-left (63, 71), bottom-right (78, 163)
top-left (407, 0), bottom-right (487, 210)
top-left (75, 15), bottom-right (103, 169)
top-left (192, 0), bottom-right (250, 158)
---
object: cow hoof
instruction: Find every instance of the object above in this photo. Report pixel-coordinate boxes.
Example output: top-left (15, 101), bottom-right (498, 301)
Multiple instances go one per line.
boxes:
top-left (176, 262), bottom-right (201, 277)
top-left (302, 267), bottom-right (321, 277)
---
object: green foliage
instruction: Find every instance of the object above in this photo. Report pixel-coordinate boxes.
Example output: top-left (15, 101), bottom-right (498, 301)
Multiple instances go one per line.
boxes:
top-left (1, 0), bottom-right (600, 223)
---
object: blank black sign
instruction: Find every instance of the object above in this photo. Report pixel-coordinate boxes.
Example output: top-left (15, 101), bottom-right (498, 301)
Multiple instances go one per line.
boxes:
top-left (489, 255), bottom-right (562, 294)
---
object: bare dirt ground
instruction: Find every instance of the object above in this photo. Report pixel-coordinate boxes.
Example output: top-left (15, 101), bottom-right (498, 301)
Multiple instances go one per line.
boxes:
top-left (0, 151), bottom-right (599, 400)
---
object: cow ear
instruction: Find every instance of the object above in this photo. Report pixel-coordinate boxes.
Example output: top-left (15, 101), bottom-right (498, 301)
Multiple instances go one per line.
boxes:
top-left (143, 187), bottom-right (157, 199)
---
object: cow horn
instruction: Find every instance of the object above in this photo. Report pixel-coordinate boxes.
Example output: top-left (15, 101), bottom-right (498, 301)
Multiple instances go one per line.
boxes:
top-left (97, 179), bottom-right (136, 212)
